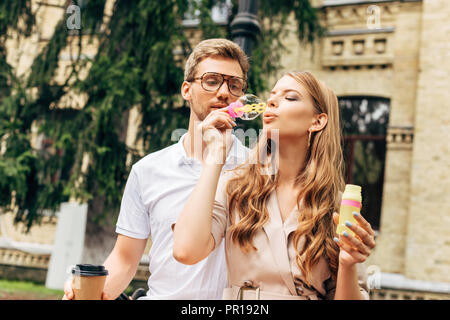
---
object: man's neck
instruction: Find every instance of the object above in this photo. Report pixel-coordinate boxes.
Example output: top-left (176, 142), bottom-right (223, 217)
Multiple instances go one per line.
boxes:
top-left (183, 114), bottom-right (206, 162)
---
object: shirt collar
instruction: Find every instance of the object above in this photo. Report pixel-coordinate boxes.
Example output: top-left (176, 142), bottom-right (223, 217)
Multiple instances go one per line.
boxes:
top-left (176, 133), bottom-right (194, 165)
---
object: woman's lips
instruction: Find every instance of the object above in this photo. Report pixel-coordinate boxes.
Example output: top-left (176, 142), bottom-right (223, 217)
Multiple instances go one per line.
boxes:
top-left (263, 112), bottom-right (277, 123)
top-left (263, 116), bottom-right (276, 124)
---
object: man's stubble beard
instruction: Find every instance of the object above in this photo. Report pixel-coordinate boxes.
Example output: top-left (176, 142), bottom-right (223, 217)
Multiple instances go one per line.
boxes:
top-left (190, 101), bottom-right (209, 122)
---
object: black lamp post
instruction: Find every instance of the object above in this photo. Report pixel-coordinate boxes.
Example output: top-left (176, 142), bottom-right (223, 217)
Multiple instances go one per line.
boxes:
top-left (230, 0), bottom-right (261, 58)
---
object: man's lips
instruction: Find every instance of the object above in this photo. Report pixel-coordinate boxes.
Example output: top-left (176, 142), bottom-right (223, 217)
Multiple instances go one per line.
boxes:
top-left (211, 105), bottom-right (227, 109)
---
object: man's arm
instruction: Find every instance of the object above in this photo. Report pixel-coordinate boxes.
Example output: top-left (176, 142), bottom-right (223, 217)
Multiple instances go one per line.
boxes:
top-left (102, 234), bottom-right (148, 299)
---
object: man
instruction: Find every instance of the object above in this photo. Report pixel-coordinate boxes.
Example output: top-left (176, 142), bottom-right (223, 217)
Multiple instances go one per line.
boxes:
top-left (63, 38), bottom-right (250, 299)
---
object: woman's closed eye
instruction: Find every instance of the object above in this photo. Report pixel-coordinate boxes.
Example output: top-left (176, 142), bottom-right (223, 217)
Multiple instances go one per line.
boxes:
top-left (285, 95), bottom-right (298, 101)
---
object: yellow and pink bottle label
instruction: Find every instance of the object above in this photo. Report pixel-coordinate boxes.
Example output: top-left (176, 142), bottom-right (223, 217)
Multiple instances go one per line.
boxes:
top-left (336, 197), bottom-right (362, 238)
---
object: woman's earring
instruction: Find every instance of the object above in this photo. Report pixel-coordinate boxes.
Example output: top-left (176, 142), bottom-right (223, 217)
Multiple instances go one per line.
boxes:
top-left (308, 130), bottom-right (312, 148)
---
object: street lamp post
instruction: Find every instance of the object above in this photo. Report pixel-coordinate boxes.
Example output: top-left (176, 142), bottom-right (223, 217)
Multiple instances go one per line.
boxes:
top-left (230, 0), bottom-right (261, 58)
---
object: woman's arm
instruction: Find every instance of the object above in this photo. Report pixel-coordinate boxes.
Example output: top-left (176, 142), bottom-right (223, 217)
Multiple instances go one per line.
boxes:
top-left (333, 211), bottom-right (376, 300)
top-left (173, 108), bottom-right (235, 265)
top-left (334, 263), bottom-right (366, 300)
top-left (173, 162), bottom-right (223, 265)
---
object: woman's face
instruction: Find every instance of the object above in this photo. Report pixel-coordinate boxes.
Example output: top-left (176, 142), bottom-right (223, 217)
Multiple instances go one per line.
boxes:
top-left (263, 75), bottom-right (317, 139)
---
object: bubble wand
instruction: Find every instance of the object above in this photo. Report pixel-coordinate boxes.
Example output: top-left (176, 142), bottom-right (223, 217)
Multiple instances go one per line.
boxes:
top-left (227, 94), bottom-right (266, 120)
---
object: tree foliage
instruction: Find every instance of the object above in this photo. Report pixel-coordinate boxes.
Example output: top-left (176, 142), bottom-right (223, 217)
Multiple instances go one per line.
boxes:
top-left (0, 0), bottom-right (324, 230)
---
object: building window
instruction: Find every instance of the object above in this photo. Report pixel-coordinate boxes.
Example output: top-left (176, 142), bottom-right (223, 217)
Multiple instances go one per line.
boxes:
top-left (339, 96), bottom-right (390, 230)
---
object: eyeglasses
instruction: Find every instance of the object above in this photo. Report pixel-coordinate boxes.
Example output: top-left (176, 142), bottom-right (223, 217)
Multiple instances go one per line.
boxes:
top-left (188, 72), bottom-right (247, 97)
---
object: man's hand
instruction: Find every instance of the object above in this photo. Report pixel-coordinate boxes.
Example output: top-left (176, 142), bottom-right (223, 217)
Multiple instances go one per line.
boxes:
top-left (198, 107), bottom-right (236, 164)
top-left (62, 276), bottom-right (110, 300)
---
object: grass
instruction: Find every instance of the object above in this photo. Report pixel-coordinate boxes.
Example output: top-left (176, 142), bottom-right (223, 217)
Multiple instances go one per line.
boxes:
top-left (0, 279), bottom-right (64, 300)
top-left (0, 279), bottom-right (146, 300)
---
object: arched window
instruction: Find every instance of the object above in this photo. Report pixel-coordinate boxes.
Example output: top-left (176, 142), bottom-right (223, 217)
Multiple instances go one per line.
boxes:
top-left (339, 96), bottom-right (390, 231)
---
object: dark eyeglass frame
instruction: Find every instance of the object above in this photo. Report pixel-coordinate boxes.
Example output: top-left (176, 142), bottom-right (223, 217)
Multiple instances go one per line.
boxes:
top-left (188, 72), bottom-right (247, 97)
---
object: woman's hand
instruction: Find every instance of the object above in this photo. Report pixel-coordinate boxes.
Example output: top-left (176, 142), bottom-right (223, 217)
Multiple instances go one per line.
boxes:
top-left (197, 107), bottom-right (236, 164)
top-left (333, 211), bottom-right (376, 268)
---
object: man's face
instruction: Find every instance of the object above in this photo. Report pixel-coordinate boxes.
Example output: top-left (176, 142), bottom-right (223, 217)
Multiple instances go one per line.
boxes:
top-left (181, 56), bottom-right (245, 121)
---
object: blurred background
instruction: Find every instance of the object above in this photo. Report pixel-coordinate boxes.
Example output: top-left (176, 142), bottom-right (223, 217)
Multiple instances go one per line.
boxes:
top-left (0, 0), bottom-right (448, 300)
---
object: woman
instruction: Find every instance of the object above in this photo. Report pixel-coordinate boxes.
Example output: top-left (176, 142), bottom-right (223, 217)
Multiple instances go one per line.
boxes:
top-left (173, 71), bottom-right (376, 300)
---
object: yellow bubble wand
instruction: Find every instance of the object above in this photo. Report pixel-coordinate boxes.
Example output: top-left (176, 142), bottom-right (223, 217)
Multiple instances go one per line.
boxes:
top-left (227, 94), bottom-right (266, 120)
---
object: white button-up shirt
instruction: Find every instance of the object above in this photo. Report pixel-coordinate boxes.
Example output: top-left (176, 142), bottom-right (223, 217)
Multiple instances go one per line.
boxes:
top-left (116, 133), bottom-right (249, 299)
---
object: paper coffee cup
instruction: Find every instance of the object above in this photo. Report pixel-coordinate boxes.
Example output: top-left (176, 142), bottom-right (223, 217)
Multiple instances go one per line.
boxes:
top-left (71, 264), bottom-right (108, 300)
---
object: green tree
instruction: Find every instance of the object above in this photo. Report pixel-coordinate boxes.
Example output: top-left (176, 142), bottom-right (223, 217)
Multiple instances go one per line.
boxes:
top-left (0, 0), bottom-right (324, 263)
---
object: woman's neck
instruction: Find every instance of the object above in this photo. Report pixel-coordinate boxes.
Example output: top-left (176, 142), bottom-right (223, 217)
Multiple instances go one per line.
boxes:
top-left (277, 136), bottom-right (308, 187)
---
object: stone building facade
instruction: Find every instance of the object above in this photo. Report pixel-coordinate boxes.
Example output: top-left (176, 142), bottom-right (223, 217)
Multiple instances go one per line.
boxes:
top-left (304, 0), bottom-right (449, 284)
top-left (1, 0), bottom-right (449, 298)
top-left (278, 0), bottom-right (449, 296)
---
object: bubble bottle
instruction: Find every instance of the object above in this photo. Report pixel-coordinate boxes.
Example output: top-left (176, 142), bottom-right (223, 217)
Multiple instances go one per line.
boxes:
top-left (227, 94), bottom-right (266, 120)
top-left (336, 184), bottom-right (362, 238)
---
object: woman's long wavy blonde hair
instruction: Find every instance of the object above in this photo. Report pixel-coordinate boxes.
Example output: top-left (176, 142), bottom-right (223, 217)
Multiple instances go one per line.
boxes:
top-left (226, 71), bottom-right (345, 286)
